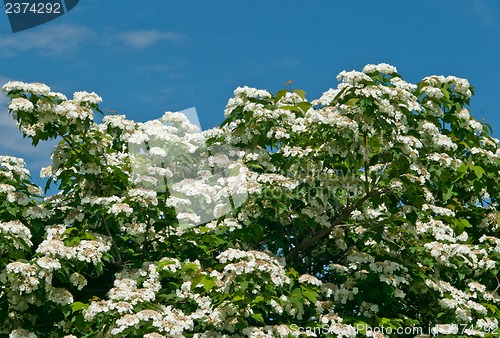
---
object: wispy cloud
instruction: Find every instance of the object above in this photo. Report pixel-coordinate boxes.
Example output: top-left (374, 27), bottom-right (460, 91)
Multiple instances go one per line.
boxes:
top-left (0, 24), bottom-right (92, 56)
top-left (472, 0), bottom-right (500, 30)
top-left (135, 62), bottom-right (187, 79)
top-left (136, 64), bottom-right (175, 72)
top-left (116, 30), bottom-right (184, 49)
top-left (276, 56), bottom-right (301, 69)
top-left (0, 25), bottom-right (185, 57)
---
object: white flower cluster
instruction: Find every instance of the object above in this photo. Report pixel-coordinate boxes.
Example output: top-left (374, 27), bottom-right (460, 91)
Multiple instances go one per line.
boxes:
top-left (336, 70), bottom-right (372, 86)
top-left (362, 63), bottom-right (398, 75)
top-left (2, 65), bottom-right (500, 336)
top-left (83, 263), bottom-right (173, 335)
top-left (416, 219), bottom-right (460, 243)
top-left (3, 81), bottom-right (98, 138)
top-left (424, 241), bottom-right (493, 270)
top-left (102, 114), bottom-right (136, 131)
top-left (234, 86), bottom-right (272, 100)
top-left (54, 100), bottom-right (94, 121)
top-left (298, 273), bottom-right (322, 286)
top-left (108, 202), bottom-right (134, 216)
top-left (2, 261), bottom-right (40, 294)
top-left (257, 173), bottom-right (299, 190)
top-left (426, 279), bottom-right (489, 322)
top-left (0, 220), bottom-right (33, 248)
top-left (319, 312), bottom-right (357, 337)
top-left (73, 91), bottom-right (103, 105)
top-left (125, 111), bottom-right (251, 228)
top-left (3, 81), bottom-right (51, 95)
top-left (421, 75), bottom-right (472, 98)
top-left (426, 152), bottom-right (462, 169)
top-left (36, 224), bottom-right (111, 265)
top-left (419, 121), bottom-right (458, 151)
top-left (8, 329), bottom-right (38, 338)
top-left (456, 108), bottom-right (483, 132)
top-left (69, 272), bottom-right (87, 290)
top-left (0, 156), bottom-right (30, 180)
top-left (217, 249), bottom-right (290, 287)
top-left (8, 98), bottom-right (34, 112)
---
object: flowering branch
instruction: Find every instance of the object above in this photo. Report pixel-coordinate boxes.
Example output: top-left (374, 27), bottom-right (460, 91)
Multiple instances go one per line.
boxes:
top-left (1, 65), bottom-right (497, 337)
top-left (101, 217), bottom-right (122, 267)
top-left (285, 188), bottom-right (379, 264)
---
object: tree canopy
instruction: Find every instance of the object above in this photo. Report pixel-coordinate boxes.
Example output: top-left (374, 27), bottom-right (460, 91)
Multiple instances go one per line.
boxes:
top-left (1, 64), bottom-right (500, 337)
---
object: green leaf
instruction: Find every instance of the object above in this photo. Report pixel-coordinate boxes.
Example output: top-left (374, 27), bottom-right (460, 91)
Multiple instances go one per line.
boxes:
top-left (296, 101), bottom-right (312, 112)
top-left (347, 98), bottom-right (359, 106)
top-left (71, 302), bottom-right (88, 313)
top-left (246, 161), bottom-right (264, 170)
top-left (293, 89), bottom-right (306, 100)
top-left (452, 162), bottom-right (467, 183)
top-left (201, 277), bottom-right (215, 292)
top-left (253, 295), bottom-right (265, 304)
top-left (442, 187), bottom-right (453, 201)
top-left (452, 218), bottom-right (472, 236)
top-left (355, 322), bottom-right (368, 335)
top-left (485, 303), bottom-right (498, 315)
top-left (302, 289), bottom-right (318, 303)
top-left (251, 313), bottom-right (265, 324)
top-left (275, 89), bottom-right (289, 101)
top-left (472, 165), bottom-right (485, 179)
top-left (232, 295), bottom-right (245, 302)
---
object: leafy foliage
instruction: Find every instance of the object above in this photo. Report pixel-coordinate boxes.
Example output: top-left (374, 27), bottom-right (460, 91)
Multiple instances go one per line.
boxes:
top-left (1, 64), bottom-right (500, 337)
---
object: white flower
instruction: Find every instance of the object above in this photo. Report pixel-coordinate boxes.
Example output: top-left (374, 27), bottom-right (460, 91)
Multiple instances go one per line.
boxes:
top-left (233, 86), bottom-right (272, 99)
top-left (8, 98), bottom-right (34, 112)
top-left (0, 220), bottom-right (33, 248)
top-left (108, 203), bottom-right (133, 216)
top-left (298, 274), bottom-right (322, 286)
top-left (76, 239), bottom-right (111, 264)
top-left (3, 80), bottom-right (51, 95)
top-left (422, 86), bottom-right (444, 99)
top-left (55, 100), bottom-right (93, 121)
top-left (336, 70), bottom-right (372, 84)
top-left (9, 329), bottom-right (38, 338)
top-left (70, 272), bottom-right (88, 290)
top-left (362, 63), bottom-right (397, 75)
top-left (73, 91), bottom-right (102, 105)
top-left (48, 287), bottom-right (74, 305)
top-left (36, 256), bottom-right (61, 271)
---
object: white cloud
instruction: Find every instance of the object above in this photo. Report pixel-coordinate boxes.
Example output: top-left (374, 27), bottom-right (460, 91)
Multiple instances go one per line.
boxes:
top-left (277, 56), bottom-right (301, 69)
top-left (0, 24), bottom-right (92, 56)
top-left (0, 25), bottom-right (184, 57)
top-left (136, 64), bottom-right (174, 72)
top-left (116, 29), bottom-right (183, 49)
top-left (472, 0), bottom-right (500, 30)
top-left (135, 62), bottom-right (187, 79)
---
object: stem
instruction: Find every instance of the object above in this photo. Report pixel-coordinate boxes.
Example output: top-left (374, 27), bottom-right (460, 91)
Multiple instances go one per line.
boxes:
top-left (57, 128), bottom-right (124, 268)
top-left (143, 216), bottom-right (151, 260)
top-left (372, 163), bottom-right (389, 190)
top-left (57, 131), bottom-right (87, 164)
top-left (101, 216), bottom-right (122, 267)
top-left (285, 189), bottom-right (378, 264)
top-left (364, 134), bottom-right (370, 194)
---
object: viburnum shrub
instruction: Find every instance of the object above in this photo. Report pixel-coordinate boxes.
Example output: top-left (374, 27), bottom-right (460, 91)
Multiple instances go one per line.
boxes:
top-left (1, 63), bottom-right (499, 337)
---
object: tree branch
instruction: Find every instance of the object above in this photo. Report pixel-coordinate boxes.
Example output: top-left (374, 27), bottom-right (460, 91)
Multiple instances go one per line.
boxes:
top-left (364, 134), bottom-right (370, 194)
top-left (285, 189), bottom-right (378, 264)
top-left (56, 130), bottom-right (88, 165)
top-left (101, 216), bottom-right (122, 267)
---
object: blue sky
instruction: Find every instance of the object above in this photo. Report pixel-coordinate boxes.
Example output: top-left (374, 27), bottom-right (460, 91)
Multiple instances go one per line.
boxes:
top-left (1, 0), bottom-right (499, 187)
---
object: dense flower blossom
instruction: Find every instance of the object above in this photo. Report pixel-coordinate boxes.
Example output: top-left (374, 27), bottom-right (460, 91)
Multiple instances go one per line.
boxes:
top-left (1, 64), bottom-right (499, 337)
